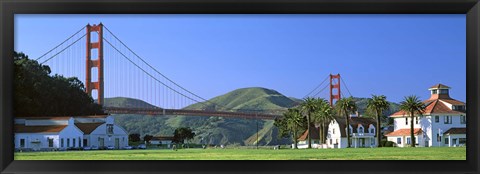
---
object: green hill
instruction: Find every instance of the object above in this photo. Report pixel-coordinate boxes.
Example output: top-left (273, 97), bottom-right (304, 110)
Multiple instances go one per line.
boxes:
top-left (109, 89), bottom-right (400, 146)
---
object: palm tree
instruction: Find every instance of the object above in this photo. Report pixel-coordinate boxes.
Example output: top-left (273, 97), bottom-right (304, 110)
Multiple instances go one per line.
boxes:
top-left (399, 95), bottom-right (426, 147)
top-left (335, 97), bottom-right (357, 148)
top-left (300, 97), bottom-right (318, 149)
top-left (312, 98), bottom-right (335, 144)
top-left (283, 108), bottom-right (305, 149)
top-left (367, 95), bottom-right (390, 147)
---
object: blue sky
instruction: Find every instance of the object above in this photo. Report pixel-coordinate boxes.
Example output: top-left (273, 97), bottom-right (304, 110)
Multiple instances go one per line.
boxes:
top-left (15, 14), bottom-right (466, 105)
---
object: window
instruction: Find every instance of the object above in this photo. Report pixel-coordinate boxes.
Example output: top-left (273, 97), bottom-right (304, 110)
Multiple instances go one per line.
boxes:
top-left (435, 116), bottom-right (439, 123)
top-left (459, 138), bottom-right (466, 144)
top-left (20, 139), bottom-right (25, 148)
top-left (432, 89), bottom-right (438, 94)
top-left (358, 127), bottom-right (364, 133)
top-left (332, 129), bottom-right (335, 134)
top-left (61, 138), bottom-right (64, 147)
top-left (67, 139), bottom-right (70, 147)
top-left (445, 138), bottom-right (449, 145)
top-left (369, 128), bottom-right (375, 134)
top-left (73, 138), bottom-right (76, 147)
top-left (461, 116), bottom-right (466, 124)
top-left (444, 116), bottom-right (452, 124)
top-left (405, 118), bottom-right (408, 125)
top-left (329, 139), bottom-right (332, 145)
top-left (397, 138), bottom-right (401, 144)
top-left (83, 139), bottom-right (88, 147)
top-left (415, 117), bottom-right (419, 124)
top-left (107, 124), bottom-right (114, 134)
top-left (407, 137), bottom-right (411, 145)
top-left (48, 138), bottom-right (54, 147)
top-left (440, 89), bottom-right (449, 94)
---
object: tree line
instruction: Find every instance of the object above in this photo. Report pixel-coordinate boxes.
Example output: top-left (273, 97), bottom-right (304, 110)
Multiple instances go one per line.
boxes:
top-left (14, 52), bottom-right (104, 117)
top-left (275, 94), bottom-right (426, 148)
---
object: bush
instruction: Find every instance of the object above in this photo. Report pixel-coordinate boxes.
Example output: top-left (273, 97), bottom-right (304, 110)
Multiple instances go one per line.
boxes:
top-left (384, 141), bottom-right (395, 147)
top-left (380, 140), bottom-right (387, 147)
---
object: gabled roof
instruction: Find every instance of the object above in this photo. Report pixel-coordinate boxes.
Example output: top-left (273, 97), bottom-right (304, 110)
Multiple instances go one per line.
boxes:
top-left (444, 128), bottom-right (466, 135)
top-left (334, 117), bottom-right (377, 137)
top-left (14, 125), bottom-right (67, 133)
top-left (297, 126), bottom-right (320, 141)
top-left (75, 123), bottom-right (103, 134)
top-left (151, 136), bottom-right (175, 141)
top-left (15, 115), bottom-right (108, 120)
top-left (391, 99), bottom-right (465, 117)
top-left (429, 84), bottom-right (450, 89)
top-left (385, 128), bottom-right (422, 137)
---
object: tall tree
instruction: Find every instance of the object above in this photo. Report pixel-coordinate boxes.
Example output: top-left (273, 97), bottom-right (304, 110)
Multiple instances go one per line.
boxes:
top-left (312, 98), bottom-right (334, 144)
top-left (274, 108), bottom-right (306, 149)
top-left (173, 127), bottom-right (196, 145)
top-left (14, 51), bottom-right (104, 117)
top-left (367, 95), bottom-right (390, 147)
top-left (335, 97), bottom-right (357, 148)
top-left (300, 97), bottom-right (318, 149)
top-left (399, 95), bottom-right (426, 147)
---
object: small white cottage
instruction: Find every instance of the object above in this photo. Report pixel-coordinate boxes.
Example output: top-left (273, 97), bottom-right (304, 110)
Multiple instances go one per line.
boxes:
top-left (14, 115), bottom-right (129, 151)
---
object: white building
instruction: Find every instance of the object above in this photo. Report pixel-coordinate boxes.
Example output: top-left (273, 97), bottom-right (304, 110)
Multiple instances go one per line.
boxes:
top-left (149, 136), bottom-right (174, 145)
top-left (386, 84), bottom-right (466, 147)
top-left (14, 115), bottom-right (129, 151)
top-left (326, 116), bottom-right (377, 148)
top-left (296, 115), bottom-right (377, 149)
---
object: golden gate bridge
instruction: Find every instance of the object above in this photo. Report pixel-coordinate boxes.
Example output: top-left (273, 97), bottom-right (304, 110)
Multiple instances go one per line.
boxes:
top-left (34, 23), bottom-right (353, 120)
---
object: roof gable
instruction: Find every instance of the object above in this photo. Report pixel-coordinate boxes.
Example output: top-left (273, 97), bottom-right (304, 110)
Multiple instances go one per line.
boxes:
top-left (75, 123), bottom-right (103, 134)
top-left (15, 125), bottom-right (67, 133)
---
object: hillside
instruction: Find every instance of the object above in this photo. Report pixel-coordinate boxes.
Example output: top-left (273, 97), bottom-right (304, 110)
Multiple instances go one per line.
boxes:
top-left (109, 89), bottom-right (400, 146)
top-left (110, 87), bottom-right (295, 146)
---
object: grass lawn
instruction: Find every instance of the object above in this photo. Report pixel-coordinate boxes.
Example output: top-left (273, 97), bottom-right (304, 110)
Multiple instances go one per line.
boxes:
top-left (14, 147), bottom-right (466, 160)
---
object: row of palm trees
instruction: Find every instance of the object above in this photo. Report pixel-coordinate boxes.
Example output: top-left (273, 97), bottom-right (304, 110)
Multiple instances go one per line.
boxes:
top-left (277, 94), bottom-right (426, 149)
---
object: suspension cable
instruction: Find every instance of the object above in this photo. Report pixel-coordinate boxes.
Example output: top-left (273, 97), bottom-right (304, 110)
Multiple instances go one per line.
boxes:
top-left (40, 34), bottom-right (87, 64)
top-left (304, 75), bottom-right (329, 98)
top-left (36, 26), bottom-right (86, 61)
top-left (340, 76), bottom-right (353, 97)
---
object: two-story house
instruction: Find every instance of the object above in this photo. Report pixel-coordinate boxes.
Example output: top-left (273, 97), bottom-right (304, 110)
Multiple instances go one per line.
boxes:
top-left (386, 84), bottom-right (466, 147)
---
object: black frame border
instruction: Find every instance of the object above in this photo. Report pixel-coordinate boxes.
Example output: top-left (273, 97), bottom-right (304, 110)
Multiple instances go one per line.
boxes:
top-left (1, 0), bottom-right (479, 174)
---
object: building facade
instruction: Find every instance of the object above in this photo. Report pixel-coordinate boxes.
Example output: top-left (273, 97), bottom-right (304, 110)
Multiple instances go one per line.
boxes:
top-left (14, 115), bottom-right (129, 151)
top-left (386, 84), bottom-right (466, 147)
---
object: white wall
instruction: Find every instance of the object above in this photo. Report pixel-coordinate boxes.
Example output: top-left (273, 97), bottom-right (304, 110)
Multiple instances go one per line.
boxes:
top-left (89, 123), bottom-right (128, 148)
top-left (15, 133), bottom-right (59, 150)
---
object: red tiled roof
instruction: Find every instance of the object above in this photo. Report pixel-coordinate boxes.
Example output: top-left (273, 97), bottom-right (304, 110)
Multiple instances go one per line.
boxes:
top-left (75, 123), bottom-right (103, 134)
top-left (444, 128), bottom-right (466, 135)
top-left (151, 136), bottom-right (175, 141)
top-left (440, 99), bottom-right (465, 105)
top-left (429, 84), bottom-right (450, 89)
top-left (16, 115), bottom-right (108, 120)
top-left (298, 126), bottom-right (320, 141)
top-left (385, 128), bottom-right (422, 136)
top-left (14, 125), bottom-right (67, 133)
top-left (391, 99), bottom-right (464, 117)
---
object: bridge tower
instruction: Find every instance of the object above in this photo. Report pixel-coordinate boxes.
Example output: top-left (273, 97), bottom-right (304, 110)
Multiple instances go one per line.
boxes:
top-left (85, 23), bottom-right (104, 105)
top-left (329, 74), bottom-right (341, 106)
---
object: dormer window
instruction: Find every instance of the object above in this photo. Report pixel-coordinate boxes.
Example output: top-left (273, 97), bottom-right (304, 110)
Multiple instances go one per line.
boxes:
top-left (358, 127), bottom-right (364, 133)
top-left (439, 89), bottom-right (449, 94)
top-left (432, 90), bottom-right (438, 94)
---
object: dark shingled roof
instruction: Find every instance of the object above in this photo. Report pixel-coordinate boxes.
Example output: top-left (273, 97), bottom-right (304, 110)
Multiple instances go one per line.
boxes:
top-left (15, 125), bottom-right (67, 133)
top-left (429, 84), bottom-right (451, 89)
top-left (75, 123), bottom-right (103, 134)
top-left (444, 128), bottom-right (466, 135)
top-left (334, 117), bottom-right (377, 137)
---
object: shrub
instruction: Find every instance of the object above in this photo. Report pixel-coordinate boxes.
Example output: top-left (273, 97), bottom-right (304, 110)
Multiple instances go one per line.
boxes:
top-left (384, 141), bottom-right (395, 147)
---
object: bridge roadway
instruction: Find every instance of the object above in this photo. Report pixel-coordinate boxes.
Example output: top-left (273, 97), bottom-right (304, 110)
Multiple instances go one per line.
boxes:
top-left (103, 107), bottom-right (283, 120)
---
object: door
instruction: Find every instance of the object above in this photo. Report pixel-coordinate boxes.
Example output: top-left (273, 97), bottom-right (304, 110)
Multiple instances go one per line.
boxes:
top-left (115, 138), bottom-right (120, 149)
top-left (99, 138), bottom-right (104, 147)
top-left (361, 139), bottom-right (365, 147)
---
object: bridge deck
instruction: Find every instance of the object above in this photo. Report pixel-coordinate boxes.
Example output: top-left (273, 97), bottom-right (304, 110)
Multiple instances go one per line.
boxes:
top-left (103, 107), bottom-right (282, 120)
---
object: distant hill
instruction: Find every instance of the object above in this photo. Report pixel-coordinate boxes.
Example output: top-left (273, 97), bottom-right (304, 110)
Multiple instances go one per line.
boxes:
top-left (101, 97), bottom-right (158, 109)
top-left (109, 89), bottom-right (400, 146)
top-left (185, 87), bottom-right (298, 111)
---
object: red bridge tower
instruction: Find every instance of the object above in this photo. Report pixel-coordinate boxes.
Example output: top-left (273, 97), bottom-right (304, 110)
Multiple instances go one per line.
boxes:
top-left (329, 74), bottom-right (341, 106)
top-left (85, 23), bottom-right (104, 105)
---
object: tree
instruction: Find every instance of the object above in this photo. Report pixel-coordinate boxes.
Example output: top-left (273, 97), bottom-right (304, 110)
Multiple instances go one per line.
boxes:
top-left (335, 97), bottom-right (357, 148)
top-left (173, 127), bottom-right (195, 145)
top-left (274, 108), bottom-right (307, 149)
top-left (312, 98), bottom-right (334, 144)
top-left (129, 133), bottom-right (141, 142)
top-left (13, 51), bottom-right (104, 117)
top-left (366, 95), bottom-right (390, 147)
top-left (143, 134), bottom-right (153, 143)
top-left (300, 97), bottom-right (318, 149)
top-left (399, 95), bottom-right (426, 147)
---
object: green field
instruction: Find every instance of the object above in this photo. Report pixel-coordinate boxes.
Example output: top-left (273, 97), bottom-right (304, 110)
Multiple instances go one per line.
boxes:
top-left (14, 147), bottom-right (466, 160)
